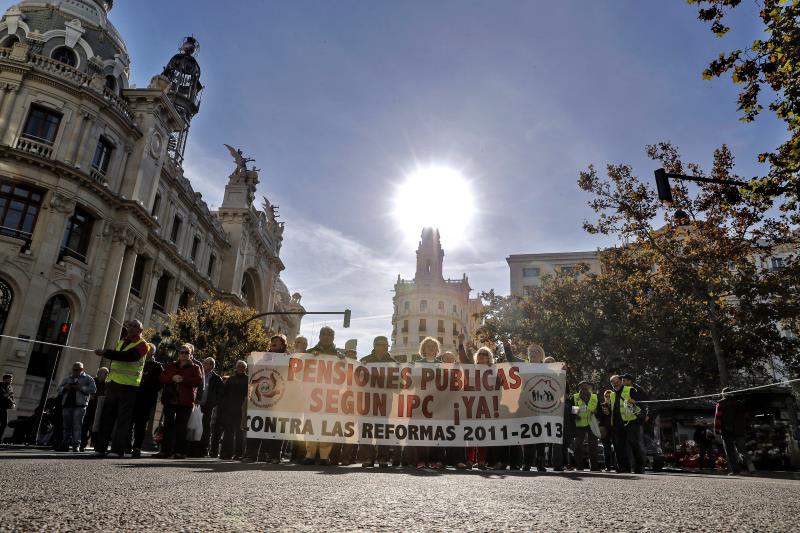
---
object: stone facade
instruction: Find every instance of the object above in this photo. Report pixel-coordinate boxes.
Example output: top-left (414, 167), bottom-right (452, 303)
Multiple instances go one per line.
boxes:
top-left (390, 228), bottom-right (482, 361)
top-left (0, 0), bottom-right (302, 423)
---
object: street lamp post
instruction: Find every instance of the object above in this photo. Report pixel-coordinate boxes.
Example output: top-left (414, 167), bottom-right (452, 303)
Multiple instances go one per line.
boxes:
top-left (653, 168), bottom-right (749, 203)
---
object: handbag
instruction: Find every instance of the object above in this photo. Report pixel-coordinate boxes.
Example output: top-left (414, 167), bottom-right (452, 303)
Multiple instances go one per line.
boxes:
top-left (185, 405), bottom-right (203, 442)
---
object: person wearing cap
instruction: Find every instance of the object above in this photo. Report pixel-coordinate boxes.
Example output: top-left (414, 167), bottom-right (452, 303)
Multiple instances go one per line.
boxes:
top-left (129, 343), bottom-right (162, 458)
top-left (57, 362), bottom-right (97, 452)
top-left (608, 374), bottom-right (646, 473)
top-left (568, 381), bottom-right (600, 471)
top-left (359, 336), bottom-right (399, 468)
top-left (93, 319), bottom-right (149, 457)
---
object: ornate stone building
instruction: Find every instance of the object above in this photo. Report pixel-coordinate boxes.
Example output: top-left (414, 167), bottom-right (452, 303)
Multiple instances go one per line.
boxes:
top-left (0, 0), bottom-right (302, 423)
top-left (390, 228), bottom-right (482, 361)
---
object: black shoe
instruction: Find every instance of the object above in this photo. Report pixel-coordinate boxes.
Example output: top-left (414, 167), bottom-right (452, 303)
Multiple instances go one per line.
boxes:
top-left (92, 451), bottom-right (107, 458)
top-left (319, 459), bottom-right (331, 466)
top-left (131, 448), bottom-right (141, 458)
top-left (537, 467), bottom-right (546, 472)
top-left (522, 465), bottom-right (531, 471)
top-left (154, 452), bottom-right (171, 459)
top-left (303, 458), bottom-right (315, 465)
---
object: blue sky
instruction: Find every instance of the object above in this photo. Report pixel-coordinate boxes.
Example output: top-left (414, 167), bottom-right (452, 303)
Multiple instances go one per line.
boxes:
top-left (96, 0), bottom-right (783, 353)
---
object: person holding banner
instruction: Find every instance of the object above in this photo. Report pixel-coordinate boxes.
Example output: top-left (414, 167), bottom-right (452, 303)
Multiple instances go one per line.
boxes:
top-left (359, 336), bottom-right (399, 468)
top-left (289, 335), bottom-right (309, 463)
top-left (220, 360), bottom-right (249, 460)
top-left (570, 381), bottom-right (600, 471)
top-left (410, 336), bottom-right (443, 469)
top-left (304, 327), bottom-right (342, 465)
top-left (244, 335), bottom-right (288, 464)
top-left (466, 346), bottom-right (497, 470)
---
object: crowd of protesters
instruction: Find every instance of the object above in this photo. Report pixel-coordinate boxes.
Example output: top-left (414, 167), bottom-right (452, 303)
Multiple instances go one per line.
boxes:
top-left (0, 319), bottom-right (752, 476)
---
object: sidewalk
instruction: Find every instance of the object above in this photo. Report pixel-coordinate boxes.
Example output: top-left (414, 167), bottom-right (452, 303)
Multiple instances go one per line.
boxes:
top-left (662, 465), bottom-right (800, 481)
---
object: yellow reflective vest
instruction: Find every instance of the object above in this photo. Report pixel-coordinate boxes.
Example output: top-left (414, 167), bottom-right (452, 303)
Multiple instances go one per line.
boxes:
top-left (572, 392), bottom-right (598, 428)
top-left (609, 385), bottom-right (639, 425)
top-left (108, 338), bottom-right (147, 386)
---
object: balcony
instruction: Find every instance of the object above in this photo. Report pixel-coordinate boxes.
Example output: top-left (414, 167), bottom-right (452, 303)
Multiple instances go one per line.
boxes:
top-left (58, 245), bottom-right (86, 264)
top-left (89, 166), bottom-right (108, 186)
top-left (16, 136), bottom-right (53, 159)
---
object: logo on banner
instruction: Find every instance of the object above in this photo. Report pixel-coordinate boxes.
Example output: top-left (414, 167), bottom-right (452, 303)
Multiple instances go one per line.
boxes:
top-left (521, 375), bottom-right (563, 413)
top-left (250, 368), bottom-right (285, 409)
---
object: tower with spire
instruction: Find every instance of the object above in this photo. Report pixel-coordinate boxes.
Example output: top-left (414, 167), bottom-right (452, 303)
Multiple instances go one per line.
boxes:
top-left (391, 227), bottom-right (482, 361)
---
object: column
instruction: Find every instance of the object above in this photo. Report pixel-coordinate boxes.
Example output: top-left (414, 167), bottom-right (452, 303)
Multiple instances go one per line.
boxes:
top-left (73, 113), bottom-right (96, 170)
top-left (85, 227), bottom-right (127, 351)
top-left (0, 84), bottom-right (20, 146)
top-left (64, 111), bottom-right (89, 165)
top-left (141, 261), bottom-right (162, 327)
top-left (104, 244), bottom-right (138, 346)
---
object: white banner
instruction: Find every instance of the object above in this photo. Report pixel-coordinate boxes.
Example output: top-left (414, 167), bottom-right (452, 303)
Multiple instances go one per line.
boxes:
top-left (246, 353), bottom-right (566, 447)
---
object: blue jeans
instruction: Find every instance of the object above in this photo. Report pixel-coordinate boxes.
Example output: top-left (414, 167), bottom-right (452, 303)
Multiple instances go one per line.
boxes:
top-left (62, 406), bottom-right (87, 448)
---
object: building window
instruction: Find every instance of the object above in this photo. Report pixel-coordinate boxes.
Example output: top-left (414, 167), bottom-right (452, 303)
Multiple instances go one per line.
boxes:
top-left (22, 105), bottom-right (62, 145)
top-left (438, 301), bottom-right (444, 312)
top-left (420, 300), bottom-right (428, 312)
top-left (437, 320), bottom-right (445, 333)
top-left (771, 257), bottom-right (785, 270)
top-left (402, 319), bottom-right (408, 333)
top-left (404, 301), bottom-right (410, 311)
top-left (560, 265), bottom-right (575, 274)
top-left (130, 255), bottom-right (145, 297)
top-left (207, 253), bottom-right (216, 278)
top-left (523, 285), bottom-right (538, 297)
top-left (51, 46), bottom-right (77, 67)
top-left (419, 318), bottom-right (426, 332)
top-left (151, 193), bottom-right (161, 218)
top-left (438, 337), bottom-right (444, 345)
top-left (105, 75), bottom-right (117, 92)
top-left (190, 236), bottom-right (200, 261)
top-left (452, 323), bottom-right (458, 335)
top-left (152, 273), bottom-right (171, 313)
top-left (523, 267), bottom-right (540, 277)
top-left (0, 180), bottom-right (43, 242)
top-left (2, 36), bottom-right (19, 48)
top-left (59, 206), bottom-right (94, 262)
top-left (403, 336), bottom-right (408, 346)
top-left (452, 304), bottom-right (457, 314)
top-left (178, 288), bottom-right (193, 310)
top-left (91, 137), bottom-right (114, 175)
top-left (170, 214), bottom-right (182, 243)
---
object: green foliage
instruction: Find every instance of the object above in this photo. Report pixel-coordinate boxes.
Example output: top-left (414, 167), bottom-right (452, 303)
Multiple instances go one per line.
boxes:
top-left (159, 300), bottom-right (271, 375)
top-left (689, 0), bottom-right (800, 217)
top-left (481, 143), bottom-right (800, 395)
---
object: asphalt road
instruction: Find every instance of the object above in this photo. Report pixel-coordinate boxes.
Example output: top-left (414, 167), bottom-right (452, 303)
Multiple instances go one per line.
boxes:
top-left (0, 449), bottom-right (798, 532)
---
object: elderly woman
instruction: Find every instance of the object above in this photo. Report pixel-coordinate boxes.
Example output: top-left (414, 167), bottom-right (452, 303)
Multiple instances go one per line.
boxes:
top-left (410, 337), bottom-right (441, 468)
top-left (156, 344), bottom-right (202, 459)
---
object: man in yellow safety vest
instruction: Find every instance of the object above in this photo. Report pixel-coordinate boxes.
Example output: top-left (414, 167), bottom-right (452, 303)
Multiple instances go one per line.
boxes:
top-left (92, 319), bottom-right (149, 457)
top-left (609, 374), bottom-right (646, 473)
top-left (569, 380), bottom-right (600, 471)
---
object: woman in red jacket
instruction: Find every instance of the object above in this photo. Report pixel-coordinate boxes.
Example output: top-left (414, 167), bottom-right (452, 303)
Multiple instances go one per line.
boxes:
top-left (156, 344), bottom-right (203, 459)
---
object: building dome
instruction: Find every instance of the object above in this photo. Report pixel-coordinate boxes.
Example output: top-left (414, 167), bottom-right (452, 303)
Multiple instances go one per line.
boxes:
top-left (3, 1), bottom-right (130, 84)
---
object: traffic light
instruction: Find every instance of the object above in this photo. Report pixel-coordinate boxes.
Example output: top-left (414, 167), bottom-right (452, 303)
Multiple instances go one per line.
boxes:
top-left (343, 309), bottom-right (351, 328)
top-left (654, 168), bottom-right (673, 203)
top-left (57, 322), bottom-right (72, 343)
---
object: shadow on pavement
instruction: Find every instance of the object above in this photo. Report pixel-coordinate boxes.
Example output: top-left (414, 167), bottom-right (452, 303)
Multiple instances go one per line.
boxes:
top-left (115, 460), bottom-right (638, 480)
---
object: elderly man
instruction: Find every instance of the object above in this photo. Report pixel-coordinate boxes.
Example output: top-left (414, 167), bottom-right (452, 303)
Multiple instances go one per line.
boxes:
top-left (130, 343), bottom-right (162, 458)
top-left (57, 363), bottom-right (97, 452)
top-left (200, 357), bottom-right (224, 457)
top-left (570, 381), bottom-right (600, 471)
top-left (359, 336), bottom-right (398, 468)
top-left (305, 327), bottom-right (340, 465)
top-left (93, 320), bottom-right (149, 457)
top-left (219, 359), bottom-right (249, 460)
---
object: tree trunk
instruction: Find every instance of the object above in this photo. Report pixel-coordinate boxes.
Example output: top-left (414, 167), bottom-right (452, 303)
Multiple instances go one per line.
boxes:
top-left (707, 300), bottom-right (730, 389)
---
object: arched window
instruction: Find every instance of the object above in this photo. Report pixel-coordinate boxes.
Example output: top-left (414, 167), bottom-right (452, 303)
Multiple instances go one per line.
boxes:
top-left (0, 278), bottom-right (12, 335)
top-left (105, 75), bottom-right (117, 92)
top-left (51, 47), bottom-right (77, 67)
top-left (2, 35), bottom-right (19, 48)
top-left (26, 295), bottom-right (71, 377)
top-left (241, 272), bottom-right (257, 309)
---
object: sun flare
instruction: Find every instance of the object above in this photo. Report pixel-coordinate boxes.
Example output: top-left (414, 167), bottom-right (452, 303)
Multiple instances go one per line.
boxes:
top-left (392, 165), bottom-right (476, 249)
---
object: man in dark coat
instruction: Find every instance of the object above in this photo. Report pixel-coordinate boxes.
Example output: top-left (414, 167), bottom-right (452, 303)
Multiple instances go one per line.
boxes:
top-left (130, 343), bottom-right (162, 457)
top-left (200, 356), bottom-right (224, 457)
top-left (219, 360), bottom-right (249, 460)
top-left (358, 337), bottom-right (398, 468)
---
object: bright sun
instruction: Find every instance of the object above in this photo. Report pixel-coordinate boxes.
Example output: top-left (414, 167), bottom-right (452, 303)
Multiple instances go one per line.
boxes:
top-left (392, 165), bottom-right (476, 249)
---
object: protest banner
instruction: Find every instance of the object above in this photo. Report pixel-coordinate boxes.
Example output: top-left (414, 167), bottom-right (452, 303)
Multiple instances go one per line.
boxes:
top-left (245, 353), bottom-right (566, 447)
